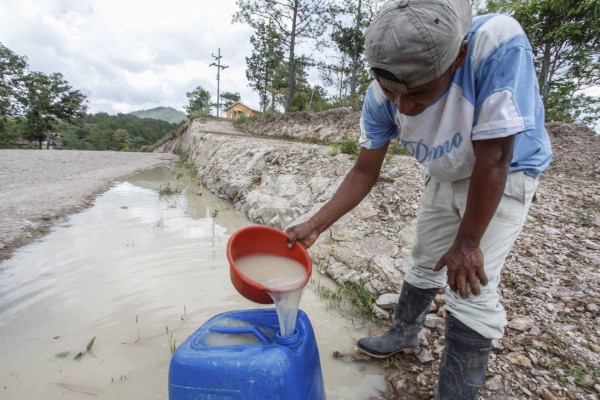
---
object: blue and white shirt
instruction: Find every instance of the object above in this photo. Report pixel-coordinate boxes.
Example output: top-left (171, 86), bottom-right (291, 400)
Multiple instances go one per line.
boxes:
top-left (360, 14), bottom-right (553, 183)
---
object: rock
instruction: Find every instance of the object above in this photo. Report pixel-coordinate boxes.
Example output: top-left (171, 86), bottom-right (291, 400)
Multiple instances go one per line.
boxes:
top-left (508, 317), bottom-right (536, 331)
top-left (589, 343), bottom-right (600, 353)
top-left (375, 293), bottom-right (400, 309)
top-left (541, 388), bottom-right (559, 400)
top-left (579, 375), bottom-right (595, 389)
top-left (424, 314), bottom-right (445, 329)
top-left (586, 303), bottom-right (599, 313)
top-left (529, 326), bottom-right (542, 336)
top-left (506, 352), bottom-right (533, 369)
top-left (543, 225), bottom-right (560, 236)
top-left (583, 240), bottom-right (600, 251)
top-left (492, 339), bottom-right (504, 350)
top-left (545, 303), bottom-right (556, 312)
top-left (416, 348), bottom-right (434, 363)
top-left (485, 375), bottom-right (504, 391)
top-left (372, 304), bottom-right (391, 320)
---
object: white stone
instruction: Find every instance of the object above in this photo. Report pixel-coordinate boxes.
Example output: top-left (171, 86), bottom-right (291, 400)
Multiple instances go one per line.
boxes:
top-left (485, 375), bottom-right (504, 391)
top-left (508, 317), bottom-right (536, 331)
top-left (375, 293), bottom-right (400, 309)
top-left (424, 314), bottom-right (445, 329)
top-left (543, 225), bottom-right (560, 236)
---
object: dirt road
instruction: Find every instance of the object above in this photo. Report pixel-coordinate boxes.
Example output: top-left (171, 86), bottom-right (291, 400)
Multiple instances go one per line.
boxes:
top-left (0, 149), bottom-right (177, 261)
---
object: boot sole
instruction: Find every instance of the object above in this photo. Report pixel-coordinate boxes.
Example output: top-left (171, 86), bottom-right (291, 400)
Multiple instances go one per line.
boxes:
top-left (357, 346), bottom-right (417, 359)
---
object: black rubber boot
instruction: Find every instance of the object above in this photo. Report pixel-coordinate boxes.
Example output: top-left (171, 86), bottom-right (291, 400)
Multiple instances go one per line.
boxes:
top-left (436, 313), bottom-right (492, 400)
top-left (357, 282), bottom-right (438, 358)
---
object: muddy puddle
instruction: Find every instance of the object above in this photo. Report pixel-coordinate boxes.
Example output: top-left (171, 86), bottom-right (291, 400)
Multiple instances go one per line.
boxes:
top-left (0, 167), bottom-right (385, 399)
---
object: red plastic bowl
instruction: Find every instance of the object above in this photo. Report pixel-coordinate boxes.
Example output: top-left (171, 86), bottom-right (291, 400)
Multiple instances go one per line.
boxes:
top-left (227, 225), bottom-right (312, 304)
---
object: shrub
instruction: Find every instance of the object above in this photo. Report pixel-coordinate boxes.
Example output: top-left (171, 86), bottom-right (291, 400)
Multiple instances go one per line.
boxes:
top-left (339, 137), bottom-right (358, 155)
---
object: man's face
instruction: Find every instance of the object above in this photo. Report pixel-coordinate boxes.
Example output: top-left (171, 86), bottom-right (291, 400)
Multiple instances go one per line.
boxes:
top-left (375, 41), bottom-right (468, 117)
top-left (376, 69), bottom-right (453, 117)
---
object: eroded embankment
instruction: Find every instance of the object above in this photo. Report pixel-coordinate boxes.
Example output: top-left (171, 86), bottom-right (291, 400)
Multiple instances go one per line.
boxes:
top-left (155, 117), bottom-right (423, 296)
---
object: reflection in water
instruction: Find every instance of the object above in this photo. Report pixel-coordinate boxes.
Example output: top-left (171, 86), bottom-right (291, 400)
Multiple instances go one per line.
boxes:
top-left (0, 167), bottom-right (385, 400)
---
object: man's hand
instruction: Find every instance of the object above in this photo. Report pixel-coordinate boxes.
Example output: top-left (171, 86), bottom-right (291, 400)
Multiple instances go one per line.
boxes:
top-left (433, 240), bottom-right (488, 298)
top-left (286, 221), bottom-right (320, 249)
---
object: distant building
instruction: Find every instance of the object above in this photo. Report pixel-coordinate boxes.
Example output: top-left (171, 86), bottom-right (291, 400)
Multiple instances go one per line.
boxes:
top-left (225, 101), bottom-right (261, 119)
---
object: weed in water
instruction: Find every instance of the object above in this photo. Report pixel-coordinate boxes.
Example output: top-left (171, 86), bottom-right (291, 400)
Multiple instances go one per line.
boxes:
top-left (155, 214), bottom-right (165, 229)
top-left (313, 280), bottom-right (382, 323)
top-left (136, 315), bottom-right (141, 342)
top-left (86, 336), bottom-right (96, 352)
top-left (159, 181), bottom-right (182, 197)
top-left (165, 325), bottom-right (177, 354)
top-left (111, 375), bottom-right (128, 383)
top-left (59, 336), bottom-right (97, 361)
top-left (208, 207), bottom-right (221, 245)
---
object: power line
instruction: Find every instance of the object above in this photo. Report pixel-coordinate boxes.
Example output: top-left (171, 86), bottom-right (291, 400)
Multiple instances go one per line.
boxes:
top-left (209, 48), bottom-right (229, 118)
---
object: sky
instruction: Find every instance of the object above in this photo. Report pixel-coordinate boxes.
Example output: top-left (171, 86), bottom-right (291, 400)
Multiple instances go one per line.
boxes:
top-left (0, 0), bottom-right (260, 115)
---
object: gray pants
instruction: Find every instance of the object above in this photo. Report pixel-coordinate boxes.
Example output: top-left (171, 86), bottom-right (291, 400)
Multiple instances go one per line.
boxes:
top-left (404, 171), bottom-right (538, 339)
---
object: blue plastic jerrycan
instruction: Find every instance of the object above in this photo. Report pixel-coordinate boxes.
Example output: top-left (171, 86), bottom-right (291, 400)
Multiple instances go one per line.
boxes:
top-left (168, 308), bottom-right (326, 400)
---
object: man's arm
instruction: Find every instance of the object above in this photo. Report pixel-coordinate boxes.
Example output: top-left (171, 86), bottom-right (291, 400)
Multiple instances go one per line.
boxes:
top-left (286, 143), bottom-right (389, 248)
top-left (433, 135), bottom-right (515, 297)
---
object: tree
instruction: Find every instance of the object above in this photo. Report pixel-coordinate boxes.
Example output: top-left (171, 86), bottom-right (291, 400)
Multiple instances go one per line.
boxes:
top-left (0, 42), bottom-right (28, 144)
top-left (234, 0), bottom-right (330, 112)
top-left (484, 0), bottom-right (600, 127)
top-left (245, 21), bottom-right (286, 112)
top-left (185, 85), bottom-right (212, 118)
top-left (21, 71), bottom-right (87, 149)
top-left (326, 0), bottom-right (383, 108)
top-left (110, 129), bottom-right (130, 151)
top-left (220, 91), bottom-right (241, 112)
top-left (0, 42), bottom-right (27, 118)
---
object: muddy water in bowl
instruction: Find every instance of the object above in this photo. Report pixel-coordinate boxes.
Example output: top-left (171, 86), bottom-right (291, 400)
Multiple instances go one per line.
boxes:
top-left (235, 254), bottom-right (308, 337)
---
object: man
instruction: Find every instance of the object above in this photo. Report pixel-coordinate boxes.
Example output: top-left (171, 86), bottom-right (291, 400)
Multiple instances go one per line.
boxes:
top-left (286, 0), bottom-right (552, 398)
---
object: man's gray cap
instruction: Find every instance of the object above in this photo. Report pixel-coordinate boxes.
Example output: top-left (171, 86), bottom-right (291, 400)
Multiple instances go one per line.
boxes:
top-left (365, 0), bottom-right (472, 91)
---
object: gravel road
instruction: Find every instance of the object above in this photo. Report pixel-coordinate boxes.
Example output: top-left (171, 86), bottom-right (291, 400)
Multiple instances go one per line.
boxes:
top-left (0, 149), bottom-right (177, 261)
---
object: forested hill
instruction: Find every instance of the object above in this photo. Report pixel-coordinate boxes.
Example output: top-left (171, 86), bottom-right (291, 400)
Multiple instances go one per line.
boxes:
top-left (56, 112), bottom-right (182, 152)
top-left (130, 107), bottom-right (187, 124)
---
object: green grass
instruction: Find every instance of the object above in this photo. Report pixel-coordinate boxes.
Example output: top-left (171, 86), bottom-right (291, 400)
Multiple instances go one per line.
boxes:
top-left (313, 280), bottom-right (382, 323)
top-left (388, 142), bottom-right (409, 156)
top-left (338, 137), bottom-right (358, 155)
top-left (544, 334), bottom-right (570, 351)
top-left (330, 144), bottom-right (340, 156)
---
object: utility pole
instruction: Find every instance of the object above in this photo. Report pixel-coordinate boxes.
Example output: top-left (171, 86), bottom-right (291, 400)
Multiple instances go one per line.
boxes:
top-left (209, 48), bottom-right (228, 118)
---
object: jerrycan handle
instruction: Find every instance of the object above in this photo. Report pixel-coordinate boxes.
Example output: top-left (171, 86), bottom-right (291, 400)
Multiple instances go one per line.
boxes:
top-left (209, 326), bottom-right (271, 344)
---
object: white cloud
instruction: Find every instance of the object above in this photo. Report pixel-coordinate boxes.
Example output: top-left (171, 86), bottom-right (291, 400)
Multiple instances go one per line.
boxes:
top-left (0, 0), bottom-right (259, 114)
